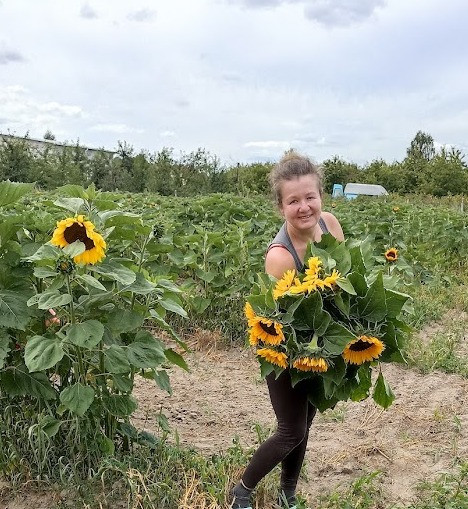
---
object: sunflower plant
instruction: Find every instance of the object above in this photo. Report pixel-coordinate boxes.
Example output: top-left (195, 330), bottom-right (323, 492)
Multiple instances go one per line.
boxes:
top-left (245, 233), bottom-right (413, 411)
top-left (0, 181), bottom-right (188, 467)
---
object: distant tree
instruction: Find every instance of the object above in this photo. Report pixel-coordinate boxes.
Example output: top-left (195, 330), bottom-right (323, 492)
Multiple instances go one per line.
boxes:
top-left (43, 130), bottom-right (56, 141)
top-left (421, 147), bottom-right (468, 196)
top-left (0, 135), bottom-right (34, 182)
top-left (406, 131), bottom-right (435, 161)
top-left (321, 156), bottom-right (360, 194)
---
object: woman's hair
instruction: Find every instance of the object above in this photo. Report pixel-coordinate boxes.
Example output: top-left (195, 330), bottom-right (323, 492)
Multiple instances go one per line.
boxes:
top-left (269, 150), bottom-right (323, 206)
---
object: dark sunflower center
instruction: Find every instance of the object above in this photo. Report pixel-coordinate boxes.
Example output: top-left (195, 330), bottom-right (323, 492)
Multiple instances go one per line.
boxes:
top-left (260, 321), bottom-right (278, 335)
top-left (64, 222), bottom-right (95, 250)
top-left (387, 252), bottom-right (396, 258)
top-left (349, 340), bottom-right (372, 351)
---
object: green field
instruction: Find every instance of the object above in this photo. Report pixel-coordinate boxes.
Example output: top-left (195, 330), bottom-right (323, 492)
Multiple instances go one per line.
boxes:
top-left (0, 182), bottom-right (467, 508)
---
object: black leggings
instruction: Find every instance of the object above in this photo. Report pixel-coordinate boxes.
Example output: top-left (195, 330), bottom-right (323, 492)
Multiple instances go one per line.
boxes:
top-left (242, 370), bottom-right (317, 492)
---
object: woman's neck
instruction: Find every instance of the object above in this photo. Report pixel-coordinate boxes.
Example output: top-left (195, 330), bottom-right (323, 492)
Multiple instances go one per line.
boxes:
top-left (286, 222), bottom-right (320, 245)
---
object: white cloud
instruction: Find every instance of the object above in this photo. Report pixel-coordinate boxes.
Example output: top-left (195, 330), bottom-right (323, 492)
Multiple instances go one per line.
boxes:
top-left (127, 8), bottom-right (156, 22)
top-left (304, 0), bottom-right (386, 27)
top-left (80, 3), bottom-right (98, 19)
top-left (90, 123), bottom-right (144, 134)
top-left (160, 130), bottom-right (176, 138)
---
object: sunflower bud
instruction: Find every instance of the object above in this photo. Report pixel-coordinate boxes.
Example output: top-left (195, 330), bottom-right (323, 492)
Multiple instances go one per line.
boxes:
top-left (56, 256), bottom-right (76, 274)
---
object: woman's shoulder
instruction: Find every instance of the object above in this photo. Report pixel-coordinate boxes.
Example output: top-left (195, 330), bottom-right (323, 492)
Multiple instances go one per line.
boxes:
top-left (321, 211), bottom-right (345, 241)
top-left (265, 245), bottom-right (297, 279)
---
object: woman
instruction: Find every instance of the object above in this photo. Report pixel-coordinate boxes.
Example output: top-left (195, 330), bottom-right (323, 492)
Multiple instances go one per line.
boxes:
top-left (231, 152), bottom-right (344, 509)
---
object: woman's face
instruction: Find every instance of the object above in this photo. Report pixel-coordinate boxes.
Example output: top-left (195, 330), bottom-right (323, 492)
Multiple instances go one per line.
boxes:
top-left (279, 175), bottom-right (322, 232)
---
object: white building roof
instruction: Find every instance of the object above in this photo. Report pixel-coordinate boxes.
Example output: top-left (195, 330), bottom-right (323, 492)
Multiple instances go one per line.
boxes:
top-left (344, 183), bottom-right (388, 196)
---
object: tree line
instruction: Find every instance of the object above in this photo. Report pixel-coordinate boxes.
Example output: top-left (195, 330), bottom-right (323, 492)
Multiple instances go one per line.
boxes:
top-left (0, 131), bottom-right (466, 197)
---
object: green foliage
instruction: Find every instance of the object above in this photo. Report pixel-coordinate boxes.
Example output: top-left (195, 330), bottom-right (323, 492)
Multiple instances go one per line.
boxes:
top-left (0, 181), bottom-right (188, 478)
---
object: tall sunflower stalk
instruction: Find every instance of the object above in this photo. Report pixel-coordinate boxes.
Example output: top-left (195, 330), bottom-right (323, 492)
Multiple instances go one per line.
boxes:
top-left (245, 234), bottom-right (413, 411)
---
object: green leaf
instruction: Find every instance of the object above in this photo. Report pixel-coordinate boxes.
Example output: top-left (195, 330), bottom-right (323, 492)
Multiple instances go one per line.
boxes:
top-left (33, 266), bottom-right (58, 279)
top-left (258, 356), bottom-right (275, 378)
top-left (127, 337), bottom-right (166, 369)
top-left (91, 260), bottom-right (136, 286)
top-left (24, 336), bottom-right (64, 372)
top-left (106, 309), bottom-right (144, 334)
top-left (33, 291), bottom-right (72, 310)
top-left (159, 297), bottom-right (187, 318)
top-left (55, 184), bottom-right (88, 199)
top-left (385, 289), bottom-right (411, 318)
top-left (111, 374), bottom-right (133, 392)
top-left (357, 272), bottom-right (387, 322)
top-left (322, 323), bottom-right (357, 355)
top-left (333, 292), bottom-right (350, 317)
top-left (103, 394), bottom-right (138, 417)
top-left (0, 290), bottom-right (32, 330)
top-left (306, 377), bottom-right (339, 412)
top-left (373, 372), bottom-right (395, 409)
top-left (22, 244), bottom-right (62, 262)
top-left (0, 329), bottom-right (11, 369)
top-left (77, 274), bottom-right (107, 291)
top-left (189, 296), bottom-right (211, 314)
top-left (148, 308), bottom-right (188, 350)
top-left (155, 278), bottom-right (183, 293)
top-left (67, 320), bottom-right (104, 349)
top-left (62, 240), bottom-right (86, 258)
top-left (321, 355), bottom-right (346, 386)
top-left (153, 369), bottom-right (172, 394)
top-left (350, 364), bottom-right (372, 402)
top-left (347, 271), bottom-right (368, 297)
top-left (53, 197), bottom-right (85, 214)
top-left (0, 180), bottom-right (34, 206)
top-left (60, 383), bottom-right (95, 416)
top-left (336, 276), bottom-right (356, 295)
top-left (164, 348), bottom-right (189, 371)
top-left (124, 272), bottom-right (156, 295)
top-left (39, 416), bottom-right (62, 438)
top-left (104, 345), bottom-right (131, 374)
top-left (0, 364), bottom-right (56, 400)
top-left (294, 293), bottom-right (331, 336)
top-left (349, 245), bottom-right (366, 275)
top-left (281, 295), bottom-right (305, 324)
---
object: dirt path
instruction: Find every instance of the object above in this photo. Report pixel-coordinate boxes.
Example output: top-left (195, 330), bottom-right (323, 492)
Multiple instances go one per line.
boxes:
top-left (133, 335), bottom-right (468, 507)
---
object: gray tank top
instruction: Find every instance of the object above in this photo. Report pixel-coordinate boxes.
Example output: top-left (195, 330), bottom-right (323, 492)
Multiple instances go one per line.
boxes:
top-left (267, 217), bottom-right (329, 272)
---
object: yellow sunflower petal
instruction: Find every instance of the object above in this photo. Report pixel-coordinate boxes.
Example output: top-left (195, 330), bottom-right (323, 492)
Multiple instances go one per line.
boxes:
top-left (273, 269), bottom-right (296, 300)
top-left (50, 216), bottom-right (106, 265)
top-left (257, 348), bottom-right (288, 369)
top-left (342, 335), bottom-right (385, 365)
top-left (293, 356), bottom-right (328, 372)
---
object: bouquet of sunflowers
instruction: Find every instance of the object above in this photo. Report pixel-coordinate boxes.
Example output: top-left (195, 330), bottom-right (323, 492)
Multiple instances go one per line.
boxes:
top-left (245, 234), bottom-right (412, 411)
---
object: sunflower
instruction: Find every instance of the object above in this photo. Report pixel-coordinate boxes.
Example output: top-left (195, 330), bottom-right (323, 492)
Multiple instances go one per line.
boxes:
top-left (293, 356), bottom-right (328, 372)
top-left (385, 248), bottom-right (398, 262)
top-left (273, 269), bottom-right (296, 300)
top-left (245, 302), bottom-right (285, 345)
top-left (392, 206), bottom-right (400, 212)
top-left (305, 256), bottom-right (322, 279)
top-left (321, 269), bottom-right (341, 289)
top-left (51, 215), bottom-right (106, 265)
top-left (342, 335), bottom-right (385, 365)
top-left (257, 348), bottom-right (288, 369)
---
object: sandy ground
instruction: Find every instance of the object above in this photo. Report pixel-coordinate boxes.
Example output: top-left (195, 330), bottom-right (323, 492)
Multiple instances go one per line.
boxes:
top-left (132, 329), bottom-right (467, 507)
top-left (1, 326), bottom-right (466, 508)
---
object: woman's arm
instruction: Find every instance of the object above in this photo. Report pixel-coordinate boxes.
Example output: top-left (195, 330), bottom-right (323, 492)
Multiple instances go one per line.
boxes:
top-left (265, 247), bottom-right (297, 279)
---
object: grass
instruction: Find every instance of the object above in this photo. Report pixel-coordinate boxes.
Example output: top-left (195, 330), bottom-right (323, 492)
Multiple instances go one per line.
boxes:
top-left (405, 321), bottom-right (468, 377)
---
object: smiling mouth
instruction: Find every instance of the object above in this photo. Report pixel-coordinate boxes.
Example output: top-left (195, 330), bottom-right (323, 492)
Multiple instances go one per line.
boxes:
top-left (298, 214), bottom-right (313, 219)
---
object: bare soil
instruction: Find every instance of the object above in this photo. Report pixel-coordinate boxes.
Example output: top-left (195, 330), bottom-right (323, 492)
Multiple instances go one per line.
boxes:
top-left (133, 329), bottom-right (467, 507)
top-left (1, 327), bottom-right (466, 509)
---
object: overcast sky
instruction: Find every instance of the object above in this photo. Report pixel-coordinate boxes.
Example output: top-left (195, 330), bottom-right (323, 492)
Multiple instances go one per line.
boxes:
top-left (1, 0), bottom-right (467, 166)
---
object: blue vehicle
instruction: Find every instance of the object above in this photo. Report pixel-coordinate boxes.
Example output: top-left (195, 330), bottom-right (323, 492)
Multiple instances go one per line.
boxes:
top-left (332, 183), bottom-right (388, 200)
